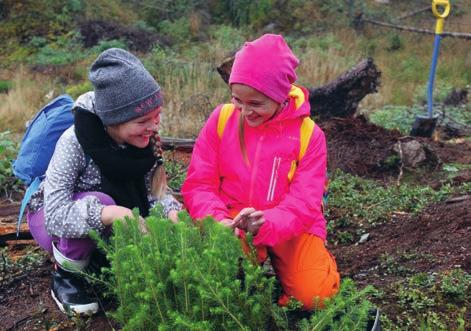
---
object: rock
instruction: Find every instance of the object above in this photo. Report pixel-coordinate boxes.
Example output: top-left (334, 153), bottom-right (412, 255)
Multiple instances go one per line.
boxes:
top-left (393, 138), bottom-right (441, 168)
top-left (359, 233), bottom-right (370, 244)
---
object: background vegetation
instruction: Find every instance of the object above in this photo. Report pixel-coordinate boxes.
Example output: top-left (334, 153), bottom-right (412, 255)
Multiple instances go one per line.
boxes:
top-left (0, 0), bottom-right (470, 330)
top-left (1, 0), bottom-right (470, 137)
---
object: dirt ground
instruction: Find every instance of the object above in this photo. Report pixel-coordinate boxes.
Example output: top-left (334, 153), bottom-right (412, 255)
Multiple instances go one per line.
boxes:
top-left (1, 116), bottom-right (469, 330)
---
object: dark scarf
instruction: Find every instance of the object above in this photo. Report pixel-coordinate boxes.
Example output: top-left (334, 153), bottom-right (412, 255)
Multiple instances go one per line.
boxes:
top-left (74, 108), bottom-right (157, 217)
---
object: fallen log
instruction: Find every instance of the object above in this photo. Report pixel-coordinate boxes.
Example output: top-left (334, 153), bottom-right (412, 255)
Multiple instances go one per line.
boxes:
top-left (308, 58), bottom-right (380, 119)
top-left (161, 136), bottom-right (195, 152)
top-left (217, 57), bottom-right (381, 120)
top-left (0, 232), bottom-right (33, 246)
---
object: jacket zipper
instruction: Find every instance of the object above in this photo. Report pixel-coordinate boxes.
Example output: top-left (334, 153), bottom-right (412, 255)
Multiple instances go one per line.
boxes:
top-left (248, 134), bottom-right (264, 205)
top-left (267, 156), bottom-right (281, 202)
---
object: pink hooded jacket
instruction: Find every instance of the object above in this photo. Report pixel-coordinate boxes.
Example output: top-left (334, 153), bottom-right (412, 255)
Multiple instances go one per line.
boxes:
top-left (182, 85), bottom-right (328, 247)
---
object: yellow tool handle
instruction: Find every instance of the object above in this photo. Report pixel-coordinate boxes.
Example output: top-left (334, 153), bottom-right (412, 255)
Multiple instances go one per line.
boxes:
top-left (432, 0), bottom-right (451, 34)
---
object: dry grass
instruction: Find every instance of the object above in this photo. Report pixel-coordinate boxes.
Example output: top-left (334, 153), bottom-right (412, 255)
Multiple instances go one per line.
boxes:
top-left (297, 30), bottom-right (359, 87)
top-left (0, 67), bottom-right (55, 133)
top-left (1, 27), bottom-right (468, 138)
top-left (370, 28), bottom-right (469, 102)
top-left (307, 28), bottom-right (471, 113)
top-left (158, 62), bottom-right (230, 138)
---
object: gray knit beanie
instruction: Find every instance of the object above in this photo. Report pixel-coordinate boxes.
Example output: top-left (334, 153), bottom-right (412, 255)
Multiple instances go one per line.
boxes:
top-left (89, 48), bottom-right (162, 126)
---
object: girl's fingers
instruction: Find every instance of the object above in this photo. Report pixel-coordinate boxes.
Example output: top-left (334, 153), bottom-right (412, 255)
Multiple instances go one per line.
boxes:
top-left (220, 218), bottom-right (235, 227)
top-left (247, 218), bottom-right (265, 235)
top-left (248, 210), bottom-right (264, 219)
top-left (233, 207), bottom-right (256, 224)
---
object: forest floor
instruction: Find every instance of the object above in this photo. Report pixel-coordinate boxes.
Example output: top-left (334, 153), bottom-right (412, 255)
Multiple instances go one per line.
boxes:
top-left (0, 116), bottom-right (469, 330)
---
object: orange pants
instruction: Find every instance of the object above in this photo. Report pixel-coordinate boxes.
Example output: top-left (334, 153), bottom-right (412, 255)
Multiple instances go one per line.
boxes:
top-left (238, 231), bottom-right (340, 310)
top-left (229, 209), bottom-right (340, 310)
top-left (270, 233), bottom-right (340, 310)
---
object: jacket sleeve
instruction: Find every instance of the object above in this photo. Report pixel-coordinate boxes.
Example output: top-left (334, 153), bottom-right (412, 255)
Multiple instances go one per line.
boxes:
top-left (181, 105), bottom-right (230, 221)
top-left (44, 130), bottom-right (106, 238)
top-left (254, 126), bottom-right (327, 247)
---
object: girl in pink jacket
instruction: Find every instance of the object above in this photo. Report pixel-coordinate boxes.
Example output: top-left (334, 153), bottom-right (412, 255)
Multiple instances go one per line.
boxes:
top-left (182, 34), bottom-right (339, 310)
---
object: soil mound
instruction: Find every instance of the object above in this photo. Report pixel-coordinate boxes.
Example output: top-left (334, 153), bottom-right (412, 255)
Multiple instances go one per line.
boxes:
top-left (321, 116), bottom-right (401, 179)
top-left (332, 195), bottom-right (471, 282)
top-left (320, 116), bottom-right (471, 181)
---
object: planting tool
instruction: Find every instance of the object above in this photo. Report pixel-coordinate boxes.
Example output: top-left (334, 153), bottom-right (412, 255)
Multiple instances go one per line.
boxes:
top-left (410, 0), bottom-right (451, 137)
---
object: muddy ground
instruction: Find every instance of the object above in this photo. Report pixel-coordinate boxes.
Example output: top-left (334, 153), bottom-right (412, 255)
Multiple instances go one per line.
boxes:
top-left (0, 117), bottom-right (469, 330)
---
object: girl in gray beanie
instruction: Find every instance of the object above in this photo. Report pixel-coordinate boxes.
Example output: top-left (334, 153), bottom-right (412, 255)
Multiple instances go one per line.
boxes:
top-left (26, 48), bottom-right (181, 315)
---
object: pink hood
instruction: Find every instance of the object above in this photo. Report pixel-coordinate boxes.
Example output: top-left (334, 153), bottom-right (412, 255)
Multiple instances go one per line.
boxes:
top-left (182, 86), bottom-right (327, 246)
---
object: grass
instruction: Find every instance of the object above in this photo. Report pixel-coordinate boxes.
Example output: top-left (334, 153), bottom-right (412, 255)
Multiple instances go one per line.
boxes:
top-left (0, 67), bottom-right (55, 133)
top-left (325, 169), bottom-right (471, 245)
top-left (378, 269), bottom-right (470, 330)
top-left (1, 20), bottom-right (469, 137)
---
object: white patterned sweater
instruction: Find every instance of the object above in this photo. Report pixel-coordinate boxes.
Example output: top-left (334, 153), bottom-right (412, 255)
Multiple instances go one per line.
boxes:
top-left (28, 92), bottom-right (182, 238)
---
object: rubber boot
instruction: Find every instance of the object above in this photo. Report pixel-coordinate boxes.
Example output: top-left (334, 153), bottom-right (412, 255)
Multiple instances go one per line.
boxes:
top-left (51, 242), bottom-right (99, 315)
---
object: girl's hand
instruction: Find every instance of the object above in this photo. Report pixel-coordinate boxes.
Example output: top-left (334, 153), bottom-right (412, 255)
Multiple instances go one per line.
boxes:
top-left (101, 205), bottom-right (134, 226)
top-left (245, 210), bottom-right (265, 235)
top-left (167, 210), bottom-right (179, 223)
top-left (220, 218), bottom-right (236, 228)
top-left (101, 206), bottom-right (148, 233)
top-left (232, 207), bottom-right (256, 230)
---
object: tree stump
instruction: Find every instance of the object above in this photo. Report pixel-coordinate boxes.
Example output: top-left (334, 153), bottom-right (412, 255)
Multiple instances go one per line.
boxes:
top-left (216, 57), bottom-right (381, 119)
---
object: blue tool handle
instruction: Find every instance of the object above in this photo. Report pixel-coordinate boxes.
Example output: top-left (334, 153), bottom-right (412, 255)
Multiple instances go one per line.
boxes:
top-left (427, 34), bottom-right (442, 118)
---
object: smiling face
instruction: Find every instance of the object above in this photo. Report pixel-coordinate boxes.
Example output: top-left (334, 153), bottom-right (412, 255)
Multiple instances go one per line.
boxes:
top-left (106, 107), bottom-right (161, 148)
top-left (231, 84), bottom-right (282, 127)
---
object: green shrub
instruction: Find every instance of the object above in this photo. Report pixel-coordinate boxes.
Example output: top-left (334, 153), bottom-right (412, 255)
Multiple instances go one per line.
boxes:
top-left (384, 269), bottom-right (469, 329)
top-left (296, 279), bottom-right (375, 331)
top-left (0, 80), bottom-right (12, 93)
top-left (95, 209), bottom-right (377, 330)
top-left (28, 36), bottom-right (48, 49)
top-left (210, 0), bottom-right (275, 28)
top-left (387, 34), bottom-right (403, 52)
top-left (439, 269), bottom-right (471, 303)
top-left (158, 18), bottom-right (192, 44)
top-left (30, 31), bottom-right (85, 66)
top-left (96, 210), bottom-right (275, 330)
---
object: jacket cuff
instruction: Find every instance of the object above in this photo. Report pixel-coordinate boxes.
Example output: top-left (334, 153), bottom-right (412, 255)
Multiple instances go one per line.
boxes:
top-left (253, 221), bottom-right (276, 246)
top-left (86, 197), bottom-right (106, 233)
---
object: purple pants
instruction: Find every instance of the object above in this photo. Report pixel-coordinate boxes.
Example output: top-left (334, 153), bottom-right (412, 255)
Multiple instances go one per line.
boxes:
top-left (27, 192), bottom-right (115, 260)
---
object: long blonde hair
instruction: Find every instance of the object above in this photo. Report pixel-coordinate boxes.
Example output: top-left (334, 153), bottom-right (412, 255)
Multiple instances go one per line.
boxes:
top-left (238, 113), bottom-right (250, 165)
top-left (237, 102), bottom-right (286, 166)
top-left (151, 165), bottom-right (167, 199)
top-left (150, 132), bottom-right (168, 199)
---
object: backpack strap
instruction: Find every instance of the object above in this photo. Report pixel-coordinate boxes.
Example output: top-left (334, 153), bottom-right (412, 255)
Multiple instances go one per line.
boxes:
top-left (299, 117), bottom-right (315, 160)
top-left (287, 117), bottom-right (316, 182)
top-left (16, 176), bottom-right (42, 236)
top-left (217, 104), bottom-right (235, 139)
top-left (216, 103), bottom-right (328, 211)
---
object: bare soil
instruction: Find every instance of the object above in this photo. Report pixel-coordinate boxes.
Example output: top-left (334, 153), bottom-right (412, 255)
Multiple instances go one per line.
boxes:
top-left (1, 116), bottom-right (469, 330)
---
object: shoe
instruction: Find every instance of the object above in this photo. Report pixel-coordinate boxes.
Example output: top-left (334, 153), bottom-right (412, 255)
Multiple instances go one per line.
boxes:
top-left (51, 265), bottom-right (99, 315)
